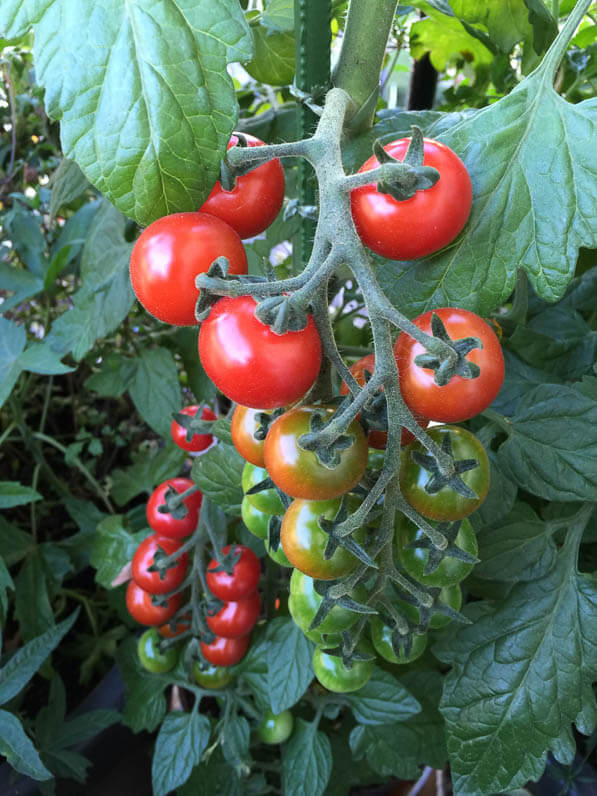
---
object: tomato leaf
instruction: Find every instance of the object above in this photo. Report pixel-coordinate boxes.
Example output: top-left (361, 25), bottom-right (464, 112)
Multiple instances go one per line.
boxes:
top-left (192, 442), bottom-right (245, 514)
top-left (128, 347), bottom-right (182, 438)
top-left (0, 481), bottom-right (42, 509)
top-left (151, 711), bottom-right (211, 796)
top-left (115, 637), bottom-right (168, 733)
top-left (449, 0), bottom-right (556, 54)
top-left (342, 667), bottom-right (421, 726)
top-left (49, 158), bottom-right (91, 219)
top-left (178, 747), bottom-right (244, 796)
top-left (0, 0), bottom-right (253, 226)
top-left (497, 384), bottom-right (597, 501)
top-left (434, 528), bottom-right (597, 795)
top-left (265, 617), bottom-right (314, 713)
top-left (90, 515), bottom-right (146, 588)
top-left (282, 718), bottom-right (332, 796)
top-left (244, 25), bottom-right (295, 86)
top-left (0, 710), bottom-right (52, 781)
top-left (109, 442), bottom-right (185, 507)
top-left (221, 714), bottom-right (250, 769)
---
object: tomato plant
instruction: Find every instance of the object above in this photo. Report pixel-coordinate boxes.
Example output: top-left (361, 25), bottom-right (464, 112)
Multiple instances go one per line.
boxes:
top-left (146, 478), bottom-right (203, 540)
top-left (351, 137), bottom-right (472, 260)
top-left (206, 590), bottom-right (261, 638)
top-left (264, 406), bottom-right (369, 500)
top-left (129, 212), bottom-right (248, 326)
top-left (369, 617), bottom-right (428, 664)
top-left (312, 642), bottom-right (375, 693)
top-left (206, 545), bottom-right (261, 601)
top-left (201, 634), bottom-right (250, 667)
top-left (198, 295), bottom-right (322, 409)
top-left (137, 627), bottom-right (179, 673)
top-left (394, 308), bottom-right (505, 423)
top-left (258, 709), bottom-right (294, 745)
top-left (131, 534), bottom-right (188, 595)
top-left (171, 405), bottom-right (217, 452)
top-left (400, 425), bottom-right (490, 520)
top-left (288, 569), bottom-right (367, 642)
top-left (397, 583), bottom-right (462, 630)
top-left (193, 662), bottom-right (233, 690)
top-left (126, 580), bottom-right (182, 627)
top-left (199, 133), bottom-right (285, 239)
top-left (231, 405), bottom-right (272, 466)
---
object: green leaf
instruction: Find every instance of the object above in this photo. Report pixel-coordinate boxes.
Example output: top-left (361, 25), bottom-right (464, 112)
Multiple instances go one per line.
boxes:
top-left (245, 25), bottom-right (295, 85)
top-left (128, 347), bottom-right (182, 437)
top-left (490, 348), bottom-right (560, 418)
top-left (0, 317), bottom-right (26, 408)
top-left (14, 549), bottom-right (55, 641)
top-left (1, 1), bottom-right (252, 225)
top-left (475, 502), bottom-right (557, 582)
top-left (115, 637), bottom-right (168, 733)
top-left (221, 714), bottom-right (250, 768)
top-left (343, 668), bottom-right (421, 726)
top-left (0, 481), bottom-right (42, 509)
top-left (266, 617), bottom-right (314, 713)
top-left (0, 263), bottom-right (44, 314)
top-left (49, 158), bottom-right (91, 219)
top-left (151, 712), bottom-right (211, 796)
top-left (0, 557), bottom-right (14, 622)
top-left (0, 517), bottom-right (33, 565)
top-left (497, 384), bottom-right (597, 501)
top-left (472, 448), bottom-right (518, 529)
top-left (282, 718), bottom-right (332, 796)
top-left (0, 611), bottom-right (78, 706)
top-left (0, 710), bottom-right (52, 780)
top-left (110, 442), bottom-right (185, 507)
top-left (178, 747), bottom-right (243, 796)
top-left (450, 0), bottom-right (556, 54)
top-left (262, 0), bottom-right (293, 33)
top-left (410, 6), bottom-right (494, 70)
top-left (434, 535), bottom-right (597, 795)
top-left (18, 344), bottom-right (74, 376)
top-left (172, 328), bottom-right (217, 405)
top-left (192, 442), bottom-right (245, 514)
top-left (235, 627), bottom-right (270, 710)
top-left (84, 352), bottom-right (137, 398)
top-left (90, 515), bottom-right (146, 588)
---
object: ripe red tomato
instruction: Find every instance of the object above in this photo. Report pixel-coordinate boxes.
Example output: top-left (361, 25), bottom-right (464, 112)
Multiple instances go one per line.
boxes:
top-left (126, 580), bottom-right (182, 626)
top-left (199, 133), bottom-right (285, 239)
top-left (394, 308), bottom-right (505, 423)
top-left (201, 633), bottom-right (250, 667)
top-left (264, 405), bottom-right (368, 500)
top-left (198, 295), bottom-right (322, 410)
top-left (129, 212), bottom-right (248, 326)
top-left (340, 353), bottom-right (429, 448)
top-left (230, 405), bottom-right (272, 466)
top-left (170, 405), bottom-right (217, 453)
top-left (206, 545), bottom-right (261, 601)
top-left (146, 478), bottom-right (203, 540)
top-left (350, 137), bottom-right (472, 260)
top-left (131, 534), bottom-right (188, 595)
top-left (206, 590), bottom-right (261, 638)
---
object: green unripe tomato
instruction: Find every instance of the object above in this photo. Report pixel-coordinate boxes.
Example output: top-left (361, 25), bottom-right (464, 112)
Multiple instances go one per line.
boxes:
top-left (369, 616), bottom-right (427, 664)
top-left (288, 569), bottom-right (367, 642)
top-left (193, 661), bottom-right (233, 690)
top-left (312, 641), bottom-right (375, 693)
top-left (241, 496), bottom-right (269, 539)
top-left (398, 583), bottom-right (462, 630)
top-left (137, 628), bottom-right (179, 673)
top-left (258, 708), bottom-right (294, 744)
top-left (242, 462), bottom-right (285, 515)
top-left (394, 514), bottom-right (478, 587)
top-left (265, 539), bottom-right (293, 567)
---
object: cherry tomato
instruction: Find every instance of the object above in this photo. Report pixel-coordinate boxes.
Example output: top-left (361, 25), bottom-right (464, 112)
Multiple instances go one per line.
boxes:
top-left (206, 544), bottom-right (261, 601)
top-left (399, 425), bottom-right (490, 520)
top-left (131, 534), bottom-right (188, 595)
top-left (158, 615), bottom-right (191, 638)
top-left (126, 580), bottom-right (182, 626)
top-left (231, 405), bottom-right (272, 466)
top-left (340, 354), bottom-right (429, 448)
top-left (258, 709), bottom-right (294, 744)
top-left (395, 514), bottom-right (477, 586)
top-left (170, 405), bottom-right (217, 453)
top-left (312, 642), bottom-right (375, 693)
top-left (397, 583), bottom-right (462, 630)
top-left (198, 295), bottom-right (322, 410)
top-left (280, 497), bottom-right (367, 580)
top-left (201, 633), bottom-right (250, 666)
top-left (369, 617), bottom-right (428, 664)
top-left (206, 590), bottom-right (261, 638)
top-left (241, 462), bottom-right (285, 515)
top-left (129, 212), bottom-right (248, 326)
top-left (265, 540), bottom-right (293, 567)
top-left (264, 406), bottom-right (368, 500)
top-left (137, 627), bottom-right (179, 673)
top-left (146, 478), bottom-right (203, 540)
top-left (193, 661), bottom-right (232, 689)
top-left (288, 569), bottom-right (367, 643)
top-left (350, 137), bottom-right (472, 260)
top-left (199, 133), bottom-right (285, 239)
top-left (241, 496), bottom-right (269, 539)
top-left (394, 308), bottom-right (505, 423)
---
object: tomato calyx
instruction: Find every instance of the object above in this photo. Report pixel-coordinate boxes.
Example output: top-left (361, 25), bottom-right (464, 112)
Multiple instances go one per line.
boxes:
top-left (158, 483), bottom-right (199, 522)
top-left (317, 496), bottom-right (377, 569)
top-left (412, 312), bottom-right (483, 387)
top-left (254, 294), bottom-right (310, 335)
top-left (370, 127), bottom-right (440, 201)
top-left (307, 577), bottom-right (375, 634)
top-left (171, 405), bottom-right (217, 446)
top-left (206, 545), bottom-right (243, 577)
top-left (404, 518), bottom-right (479, 576)
top-left (297, 407), bottom-right (364, 470)
top-left (408, 432), bottom-right (482, 500)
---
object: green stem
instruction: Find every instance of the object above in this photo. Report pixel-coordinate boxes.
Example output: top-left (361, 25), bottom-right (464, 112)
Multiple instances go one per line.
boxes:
top-left (481, 407), bottom-right (514, 435)
top-left (539, 0), bottom-right (591, 80)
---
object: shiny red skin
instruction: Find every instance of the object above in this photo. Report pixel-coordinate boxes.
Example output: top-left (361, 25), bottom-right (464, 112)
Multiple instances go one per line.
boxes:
top-left (198, 295), bottom-right (322, 410)
top-left (340, 354), bottom-right (429, 448)
top-left (126, 580), bottom-right (182, 626)
top-left (199, 133), bottom-right (285, 239)
top-left (264, 405), bottom-right (368, 500)
top-left (230, 405), bottom-right (271, 466)
top-left (206, 590), bottom-right (261, 638)
top-left (395, 308), bottom-right (505, 423)
top-left (201, 633), bottom-right (250, 667)
top-left (206, 545), bottom-right (261, 601)
top-left (146, 478), bottom-right (203, 540)
top-left (351, 138), bottom-right (472, 260)
top-left (131, 534), bottom-right (188, 595)
top-left (129, 212), bottom-right (248, 326)
top-left (170, 405), bottom-right (217, 453)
